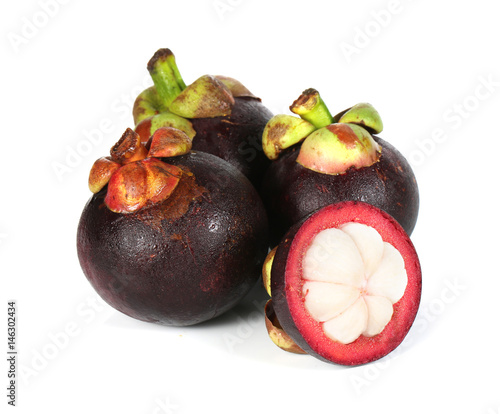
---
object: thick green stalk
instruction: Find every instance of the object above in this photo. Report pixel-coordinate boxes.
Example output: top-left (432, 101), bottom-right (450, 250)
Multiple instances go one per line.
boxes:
top-left (147, 48), bottom-right (186, 107)
top-left (290, 88), bottom-right (333, 129)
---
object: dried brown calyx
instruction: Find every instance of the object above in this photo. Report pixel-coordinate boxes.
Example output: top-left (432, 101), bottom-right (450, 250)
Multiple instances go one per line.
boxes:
top-left (88, 127), bottom-right (192, 213)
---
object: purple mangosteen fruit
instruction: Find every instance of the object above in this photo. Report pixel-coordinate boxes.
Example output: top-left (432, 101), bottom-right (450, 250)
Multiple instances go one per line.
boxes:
top-left (132, 48), bottom-right (273, 188)
top-left (262, 201), bottom-right (422, 365)
top-left (77, 127), bottom-right (269, 326)
top-left (261, 89), bottom-right (419, 245)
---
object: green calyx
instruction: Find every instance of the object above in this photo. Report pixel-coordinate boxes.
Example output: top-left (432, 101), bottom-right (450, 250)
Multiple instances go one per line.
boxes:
top-left (133, 49), bottom-right (186, 125)
top-left (262, 115), bottom-right (316, 160)
top-left (296, 123), bottom-right (381, 175)
top-left (334, 103), bottom-right (383, 134)
top-left (262, 88), bottom-right (384, 174)
top-left (133, 86), bottom-right (169, 125)
top-left (134, 111), bottom-right (196, 144)
top-left (149, 113), bottom-right (195, 139)
top-left (133, 48), bottom-right (261, 132)
top-left (169, 75), bottom-right (235, 119)
top-left (215, 75), bottom-right (259, 99)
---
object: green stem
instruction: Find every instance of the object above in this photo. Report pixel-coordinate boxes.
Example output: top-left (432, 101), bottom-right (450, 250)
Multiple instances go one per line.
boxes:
top-left (290, 88), bottom-right (333, 129)
top-left (147, 48), bottom-right (186, 107)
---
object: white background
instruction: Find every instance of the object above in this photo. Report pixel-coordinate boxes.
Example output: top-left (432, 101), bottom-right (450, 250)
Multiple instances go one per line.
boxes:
top-left (2, 0), bottom-right (499, 413)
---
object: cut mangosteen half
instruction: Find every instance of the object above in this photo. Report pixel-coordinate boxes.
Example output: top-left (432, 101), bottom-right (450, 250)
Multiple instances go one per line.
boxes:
top-left (270, 201), bottom-right (421, 366)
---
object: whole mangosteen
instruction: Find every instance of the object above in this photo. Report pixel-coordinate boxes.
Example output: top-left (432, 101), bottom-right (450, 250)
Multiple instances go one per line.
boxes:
top-left (261, 89), bottom-right (419, 245)
top-left (77, 127), bottom-right (269, 326)
top-left (132, 48), bottom-right (273, 189)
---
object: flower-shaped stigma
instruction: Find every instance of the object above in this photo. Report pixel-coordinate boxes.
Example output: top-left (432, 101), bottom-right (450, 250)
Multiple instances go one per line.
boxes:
top-left (88, 127), bottom-right (192, 213)
top-left (302, 222), bottom-right (408, 344)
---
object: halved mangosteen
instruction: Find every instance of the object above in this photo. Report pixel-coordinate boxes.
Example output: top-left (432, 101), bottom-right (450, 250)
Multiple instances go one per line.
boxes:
top-left (266, 201), bottom-right (421, 366)
top-left (77, 127), bottom-right (269, 326)
top-left (261, 89), bottom-right (419, 245)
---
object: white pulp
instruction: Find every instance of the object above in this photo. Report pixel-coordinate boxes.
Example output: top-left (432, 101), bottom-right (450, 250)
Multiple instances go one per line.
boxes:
top-left (302, 222), bottom-right (408, 344)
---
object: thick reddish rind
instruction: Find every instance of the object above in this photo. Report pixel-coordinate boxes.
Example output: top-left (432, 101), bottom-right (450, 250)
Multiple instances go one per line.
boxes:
top-left (77, 151), bottom-right (269, 326)
top-left (189, 97), bottom-right (273, 190)
top-left (261, 136), bottom-right (419, 246)
top-left (271, 201), bottom-right (421, 366)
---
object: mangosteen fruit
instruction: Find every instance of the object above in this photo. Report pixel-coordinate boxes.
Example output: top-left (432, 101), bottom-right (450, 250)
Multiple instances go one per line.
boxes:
top-left (132, 48), bottom-right (273, 188)
top-left (77, 127), bottom-right (269, 326)
top-left (261, 89), bottom-right (419, 245)
top-left (264, 201), bottom-right (422, 365)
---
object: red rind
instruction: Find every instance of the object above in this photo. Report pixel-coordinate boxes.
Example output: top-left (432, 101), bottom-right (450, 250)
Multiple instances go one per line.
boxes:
top-left (271, 201), bottom-right (421, 366)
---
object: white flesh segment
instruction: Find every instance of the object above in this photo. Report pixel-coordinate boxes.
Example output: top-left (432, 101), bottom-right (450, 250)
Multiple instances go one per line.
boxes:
top-left (301, 223), bottom-right (408, 344)
top-left (341, 222), bottom-right (384, 277)
top-left (366, 243), bottom-right (408, 303)
top-left (302, 228), bottom-right (364, 287)
top-left (322, 298), bottom-right (368, 344)
top-left (362, 295), bottom-right (394, 337)
top-left (302, 281), bottom-right (360, 322)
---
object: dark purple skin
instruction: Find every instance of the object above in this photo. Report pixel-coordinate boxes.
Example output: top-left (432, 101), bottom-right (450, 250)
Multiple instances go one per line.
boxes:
top-left (77, 151), bottom-right (269, 326)
top-left (190, 97), bottom-right (273, 190)
top-left (261, 136), bottom-right (419, 246)
top-left (270, 217), bottom-right (317, 359)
